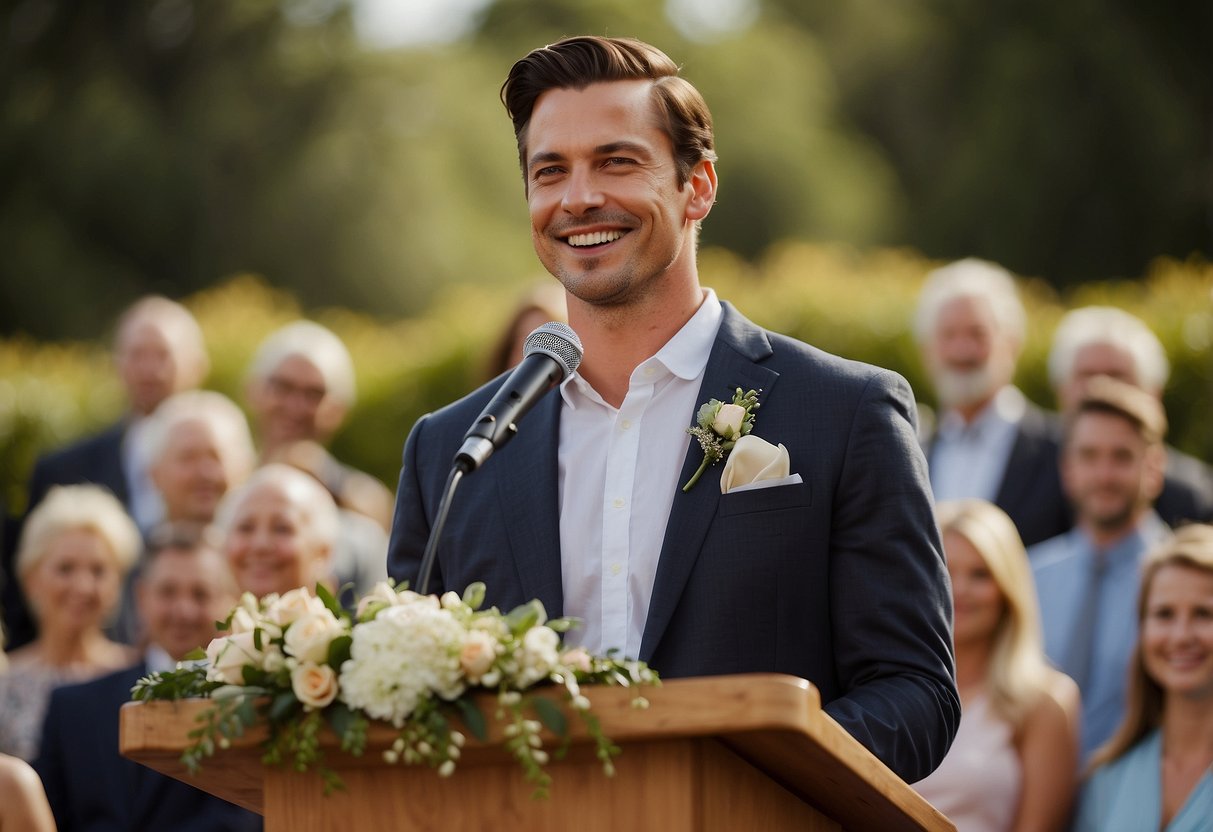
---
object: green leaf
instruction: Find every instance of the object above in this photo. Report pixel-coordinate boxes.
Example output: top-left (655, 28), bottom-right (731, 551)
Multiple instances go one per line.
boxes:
top-left (326, 703), bottom-right (357, 738)
top-left (532, 697), bottom-right (567, 737)
top-left (462, 582), bottom-right (486, 610)
top-left (454, 697), bottom-right (488, 742)
top-left (506, 601), bottom-right (542, 635)
top-left (545, 616), bottom-right (579, 633)
top-left (326, 634), bottom-right (353, 669)
top-left (315, 582), bottom-right (344, 617)
top-left (181, 647), bottom-right (207, 661)
top-left (269, 692), bottom-right (299, 722)
top-left (253, 627), bottom-right (264, 652)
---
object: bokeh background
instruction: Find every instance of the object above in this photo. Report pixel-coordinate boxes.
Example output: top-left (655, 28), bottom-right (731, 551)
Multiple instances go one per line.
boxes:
top-left (2, 0), bottom-right (1211, 508)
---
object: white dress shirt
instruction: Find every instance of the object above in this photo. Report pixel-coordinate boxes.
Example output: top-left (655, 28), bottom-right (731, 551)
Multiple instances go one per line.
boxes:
top-left (929, 386), bottom-right (1026, 503)
top-left (122, 416), bottom-right (164, 535)
top-left (558, 290), bottom-right (723, 657)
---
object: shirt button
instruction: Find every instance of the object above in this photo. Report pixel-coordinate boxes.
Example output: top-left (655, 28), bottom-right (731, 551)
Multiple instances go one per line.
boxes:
top-left (609, 563), bottom-right (622, 577)
top-left (612, 498), bottom-right (624, 509)
top-left (620, 419), bottom-right (632, 431)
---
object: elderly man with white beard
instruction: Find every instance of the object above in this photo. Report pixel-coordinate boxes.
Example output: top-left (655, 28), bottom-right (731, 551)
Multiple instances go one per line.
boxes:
top-left (914, 258), bottom-right (1071, 547)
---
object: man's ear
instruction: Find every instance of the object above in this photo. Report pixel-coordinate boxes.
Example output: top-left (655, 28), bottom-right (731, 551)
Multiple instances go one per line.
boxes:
top-left (685, 159), bottom-right (717, 222)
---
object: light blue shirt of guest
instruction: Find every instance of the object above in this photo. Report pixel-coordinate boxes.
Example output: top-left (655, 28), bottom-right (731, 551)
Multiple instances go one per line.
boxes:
top-left (929, 385), bottom-right (1026, 504)
top-left (1073, 729), bottom-right (1213, 832)
top-left (1029, 512), bottom-right (1171, 761)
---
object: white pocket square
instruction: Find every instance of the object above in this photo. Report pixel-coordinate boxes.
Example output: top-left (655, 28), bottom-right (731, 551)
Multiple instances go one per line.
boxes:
top-left (720, 434), bottom-right (800, 494)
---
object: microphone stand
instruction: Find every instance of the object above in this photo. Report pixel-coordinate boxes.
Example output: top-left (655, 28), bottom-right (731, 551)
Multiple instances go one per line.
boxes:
top-left (415, 459), bottom-right (470, 596)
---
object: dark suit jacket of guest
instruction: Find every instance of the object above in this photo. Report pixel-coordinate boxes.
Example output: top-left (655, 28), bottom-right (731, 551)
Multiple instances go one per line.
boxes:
top-left (388, 303), bottom-right (960, 784)
top-left (34, 662), bottom-right (262, 832)
top-left (1156, 444), bottom-right (1213, 528)
top-left (27, 420), bottom-right (131, 511)
top-left (3, 421), bottom-right (132, 650)
top-left (923, 401), bottom-right (1073, 548)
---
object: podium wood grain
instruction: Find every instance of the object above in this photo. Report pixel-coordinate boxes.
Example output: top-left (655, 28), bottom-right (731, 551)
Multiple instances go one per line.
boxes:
top-left (120, 673), bottom-right (954, 831)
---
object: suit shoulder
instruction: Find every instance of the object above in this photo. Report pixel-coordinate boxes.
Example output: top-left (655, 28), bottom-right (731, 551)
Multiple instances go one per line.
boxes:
top-left (47, 663), bottom-right (142, 711)
top-left (761, 329), bottom-right (913, 398)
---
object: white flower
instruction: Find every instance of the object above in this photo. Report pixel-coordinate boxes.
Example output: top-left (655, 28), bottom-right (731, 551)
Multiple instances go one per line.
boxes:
top-left (291, 662), bottom-right (339, 709)
top-left (560, 647), bottom-right (593, 674)
top-left (440, 591), bottom-right (463, 611)
top-left (264, 587), bottom-right (327, 628)
top-left (205, 632), bottom-right (265, 684)
top-left (229, 606), bottom-right (259, 635)
top-left (339, 603), bottom-right (468, 727)
top-left (459, 629), bottom-right (499, 681)
top-left (517, 626), bottom-right (560, 687)
top-left (712, 403), bottom-right (747, 440)
top-left (355, 581), bottom-right (403, 618)
top-left (284, 610), bottom-right (345, 665)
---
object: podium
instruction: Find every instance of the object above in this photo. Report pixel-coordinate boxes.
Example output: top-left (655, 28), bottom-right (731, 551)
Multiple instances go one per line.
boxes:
top-left (120, 673), bottom-right (954, 831)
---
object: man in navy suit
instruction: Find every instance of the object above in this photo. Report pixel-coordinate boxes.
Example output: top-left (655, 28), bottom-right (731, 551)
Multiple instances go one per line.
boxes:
top-left (34, 526), bottom-right (260, 831)
top-left (387, 36), bottom-right (958, 783)
top-left (913, 259), bottom-right (1071, 547)
top-left (4, 296), bottom-right (210, 650)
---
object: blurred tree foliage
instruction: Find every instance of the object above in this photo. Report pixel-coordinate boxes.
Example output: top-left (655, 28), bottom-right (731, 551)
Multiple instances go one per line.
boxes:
top-left (2, 0), bottom-right (1208, 341)
top-left (2, 245), bottom-right (1210, 515)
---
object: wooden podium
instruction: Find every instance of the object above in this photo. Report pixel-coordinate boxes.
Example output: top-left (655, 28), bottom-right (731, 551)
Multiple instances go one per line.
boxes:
top-left (120, 673), bottom-right (954, 831)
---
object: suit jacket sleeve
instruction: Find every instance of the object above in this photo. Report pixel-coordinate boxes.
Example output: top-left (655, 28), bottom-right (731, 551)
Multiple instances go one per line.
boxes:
top-left (387, 413), bottom-right (440, 592)
top-left (824, 370), bottom-right (959, 783)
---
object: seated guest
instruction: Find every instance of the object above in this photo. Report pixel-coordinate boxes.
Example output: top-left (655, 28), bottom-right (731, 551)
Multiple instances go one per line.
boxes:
top-left (244, 321), bottom-right (389, 596)
top-left (1048, 305), bottom-right (1213, 528)
top-left (35, 524), bottom-right (260, 832)
top-left (0, 485), bottom-right (138, 760)
top-left (0, 753), bottom-right (55, 832)
top-left (483, 281), bottom-right (568, 381)
top-left (913, 259), bottom-right (1070, 547)
top-left (112, 389), bottom-right (255, 644)
top-left (1073, 524), bottom-right (1213, 831)
top-left (7, 295), bottom-right (209, 650)
top-left (215, 464), bottom-right (338, 600)
top-left (1030, 376), bottom-right (1172, 762)
top-left (916, 500), bottom-right (1080, 831)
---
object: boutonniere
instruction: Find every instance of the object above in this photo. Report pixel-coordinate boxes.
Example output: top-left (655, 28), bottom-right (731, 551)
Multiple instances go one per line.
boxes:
top-left (682, 387), bottom-right (761, 492)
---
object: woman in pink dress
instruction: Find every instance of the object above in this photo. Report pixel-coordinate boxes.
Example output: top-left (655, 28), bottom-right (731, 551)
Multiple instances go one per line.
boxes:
top-left (915, 499), bottom-right (1081, 831)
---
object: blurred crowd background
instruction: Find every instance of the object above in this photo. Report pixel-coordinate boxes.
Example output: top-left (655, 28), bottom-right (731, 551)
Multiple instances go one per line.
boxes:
top-left (2, 0), bottom-right (1211, 505)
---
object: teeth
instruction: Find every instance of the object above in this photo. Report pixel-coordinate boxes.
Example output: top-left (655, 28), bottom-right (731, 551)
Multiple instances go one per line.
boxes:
top-left (567, 230), bottom-right (623, 247)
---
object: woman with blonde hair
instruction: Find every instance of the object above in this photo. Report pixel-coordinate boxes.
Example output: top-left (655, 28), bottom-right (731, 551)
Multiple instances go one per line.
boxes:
top-left (915, 499), bottom-right (1081, 831)
top-left (0, 484), bottom-right (139, 760)
top-left (1073, 523), bottom-right (1213, 830)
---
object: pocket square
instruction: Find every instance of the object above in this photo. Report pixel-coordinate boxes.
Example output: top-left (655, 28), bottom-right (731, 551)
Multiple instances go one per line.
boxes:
top-left (720, 434), bottom-right (796, 493)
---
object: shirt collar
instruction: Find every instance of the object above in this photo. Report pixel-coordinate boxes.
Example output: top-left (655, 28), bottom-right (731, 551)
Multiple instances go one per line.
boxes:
top-left (560, 289), bottom-right (722, 408)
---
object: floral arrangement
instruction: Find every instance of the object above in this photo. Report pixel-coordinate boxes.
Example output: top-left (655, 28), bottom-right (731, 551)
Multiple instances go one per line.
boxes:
top-left (682, 387), bottom-right (761, 491)
top-left (131, 581), bottom-right (657, 796)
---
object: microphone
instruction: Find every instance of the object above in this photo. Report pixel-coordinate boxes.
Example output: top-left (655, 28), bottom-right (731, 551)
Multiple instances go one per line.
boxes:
top-left (454, 321), bottom-right (583, 473)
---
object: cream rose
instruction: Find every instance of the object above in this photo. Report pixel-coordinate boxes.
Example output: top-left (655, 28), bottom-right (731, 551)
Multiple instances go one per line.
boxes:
top-left (291, 663), bottom-right (338, 709)
top-left (265, 587), bottom-right (326, 628)
top-left (205, 631), bottom-right (264, 684)
top-left (459, 629), bottom-right (498, 681)
top-left (283, 610), bottom-right (344, 665)
top-left (560, 647), bottom-right (593, 674)
top-left (355, 582), bottom-right (402, 618)
top-left (712, 403), bottom-right (747, 440)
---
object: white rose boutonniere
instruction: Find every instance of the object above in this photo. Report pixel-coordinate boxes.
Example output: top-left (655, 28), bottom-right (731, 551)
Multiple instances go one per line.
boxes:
top-left (682, 387), bottom-right (761, 492)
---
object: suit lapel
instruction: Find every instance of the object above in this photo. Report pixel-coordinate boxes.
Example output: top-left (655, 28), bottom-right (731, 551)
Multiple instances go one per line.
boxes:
top-left (496, 391), bottom-right (565, 617)
top-left (639, 305), bottom-right (779, 661)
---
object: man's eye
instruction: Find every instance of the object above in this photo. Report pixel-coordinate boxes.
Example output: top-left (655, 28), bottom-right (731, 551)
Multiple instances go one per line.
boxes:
top-left (605, 157), bottom-right (633, 167)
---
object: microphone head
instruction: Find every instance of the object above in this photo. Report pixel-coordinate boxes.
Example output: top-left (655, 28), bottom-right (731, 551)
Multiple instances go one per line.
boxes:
top-left (523, 321), bottom-right (583, 379)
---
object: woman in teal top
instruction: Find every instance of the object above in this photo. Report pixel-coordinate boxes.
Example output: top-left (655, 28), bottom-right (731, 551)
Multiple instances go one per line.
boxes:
top-left (1074, 524), bottom-right (1213, 831)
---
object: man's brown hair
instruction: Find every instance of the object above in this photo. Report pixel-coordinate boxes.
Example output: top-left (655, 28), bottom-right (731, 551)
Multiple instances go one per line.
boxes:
top-left (1065, 374), bottom-right (1168, 446)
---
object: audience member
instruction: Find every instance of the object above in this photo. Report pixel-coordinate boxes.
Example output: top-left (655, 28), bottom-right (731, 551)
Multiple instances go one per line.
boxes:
top-left (108, 389), bottom-right (255, 644)
top-left (484, 281), bottom-right (568, 381)
top-left (1030, 376), bottom-right (1172, 761)
top-left (245, 320), bottom-right (391, 527)
top-left (5, 295), bottom-right (208, 651)
top-left (215, 464), bottom-right (339, 600)
top-left (0, 753), bottom-right (56, 832)
top-left (914, 259), bottom-right (1069, 547)
top-left (1073, 524), bottom-right (1213, 830)
top-left (244, 322), bottom-right (389, 597)
top-left (35, 524), bottom-right (261, 831)
top-left (915, 499), bottom-right (1080, 832)
top-left (1049, 305), bottom-right (1213, 528)
top-left (0, 485), bottom-right (138, 761)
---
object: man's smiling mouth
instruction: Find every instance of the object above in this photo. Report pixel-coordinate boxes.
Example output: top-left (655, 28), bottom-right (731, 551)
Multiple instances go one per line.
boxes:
top-left (566, 230), bottom-right (625, 247)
